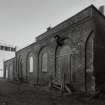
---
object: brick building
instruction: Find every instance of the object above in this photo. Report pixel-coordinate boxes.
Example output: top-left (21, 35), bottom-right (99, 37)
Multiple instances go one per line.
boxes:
top-left (4, 5), bottom-right (105, 94)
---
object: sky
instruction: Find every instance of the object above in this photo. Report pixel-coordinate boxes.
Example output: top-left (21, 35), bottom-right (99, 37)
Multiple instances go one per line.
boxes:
top-left (0, 0), bottom-right (105, 49)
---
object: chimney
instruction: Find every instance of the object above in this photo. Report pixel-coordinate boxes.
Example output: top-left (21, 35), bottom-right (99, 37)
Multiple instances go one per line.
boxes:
top-left (47, 26), bottom-right (52, 31)
top-left (99, 5), bottom-right (105, 15)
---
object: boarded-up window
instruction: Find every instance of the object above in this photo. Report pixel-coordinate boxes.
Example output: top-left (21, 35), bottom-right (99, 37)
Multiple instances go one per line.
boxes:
top-left (59, 45), bottom-right (71, 83)
top-left (42, 52), bottom-right (48, 72)
top-left (29, 56), bottom-right (33, 72)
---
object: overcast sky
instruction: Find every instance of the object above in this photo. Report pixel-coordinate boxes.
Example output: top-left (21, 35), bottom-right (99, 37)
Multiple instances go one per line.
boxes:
top-left (0, 0), bottom-right (105, 49)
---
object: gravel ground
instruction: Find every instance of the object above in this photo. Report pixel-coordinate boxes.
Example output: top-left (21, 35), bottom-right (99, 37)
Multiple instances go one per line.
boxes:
top-left (0, 79), bottom-right (104, 105)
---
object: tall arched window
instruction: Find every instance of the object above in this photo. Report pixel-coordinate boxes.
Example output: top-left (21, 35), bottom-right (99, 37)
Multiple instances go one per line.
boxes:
top-left (9, 63), bottom-right (13, 80)
top-left (29, 56), bottom-right (33, 72)
top-left (42, 52), bottom-right (48, 72)
top-left (6, 66), bottom-right (8, 79)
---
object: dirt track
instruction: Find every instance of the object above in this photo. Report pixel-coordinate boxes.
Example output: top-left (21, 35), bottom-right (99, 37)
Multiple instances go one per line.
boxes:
top-left (0, 79), bottom-right (104, 105)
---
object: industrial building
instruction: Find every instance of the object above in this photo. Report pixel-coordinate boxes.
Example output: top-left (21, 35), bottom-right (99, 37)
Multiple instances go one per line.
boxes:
top-left (4, 5), bottom-right (105, 94)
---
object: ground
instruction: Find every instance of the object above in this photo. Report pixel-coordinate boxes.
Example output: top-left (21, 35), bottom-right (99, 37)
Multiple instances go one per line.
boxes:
top-left (0, 79), bottom-right (104, 105)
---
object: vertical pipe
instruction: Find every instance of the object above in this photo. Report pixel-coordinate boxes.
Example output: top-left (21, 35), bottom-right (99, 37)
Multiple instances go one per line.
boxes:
top-left (37, 53), bottom-right (40, 85)
top-left (85, 43), bottom-right (87, 92)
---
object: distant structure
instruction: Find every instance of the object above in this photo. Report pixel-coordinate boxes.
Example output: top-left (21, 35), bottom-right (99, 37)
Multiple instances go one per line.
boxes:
top-left (0, 41), bottom-right (16, 52)
top-left (0, 41), bottom-right (16, 78)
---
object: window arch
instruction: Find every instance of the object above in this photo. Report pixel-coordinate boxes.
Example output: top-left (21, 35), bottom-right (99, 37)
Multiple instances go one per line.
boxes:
top-left (29, 56), bottom-right (34, 72)
top-left (42, 52), bottom-right (48, 72)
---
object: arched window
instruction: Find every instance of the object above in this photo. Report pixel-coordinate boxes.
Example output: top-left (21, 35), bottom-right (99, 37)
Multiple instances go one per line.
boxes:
top-left (42, 52), bottom-right (48, 72)
top-left (6, 66), bottom-right (8, 78)
top-left (29, 56), bottom-right (33, 72)
top-left (9, 63), bottom-right (13, 80)
top-left (56, 45), bottom-right (72, 83)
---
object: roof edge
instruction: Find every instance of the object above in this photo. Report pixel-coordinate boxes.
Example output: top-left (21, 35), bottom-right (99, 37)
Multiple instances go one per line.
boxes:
top-left (36, 4), bottom-right (97, 41)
